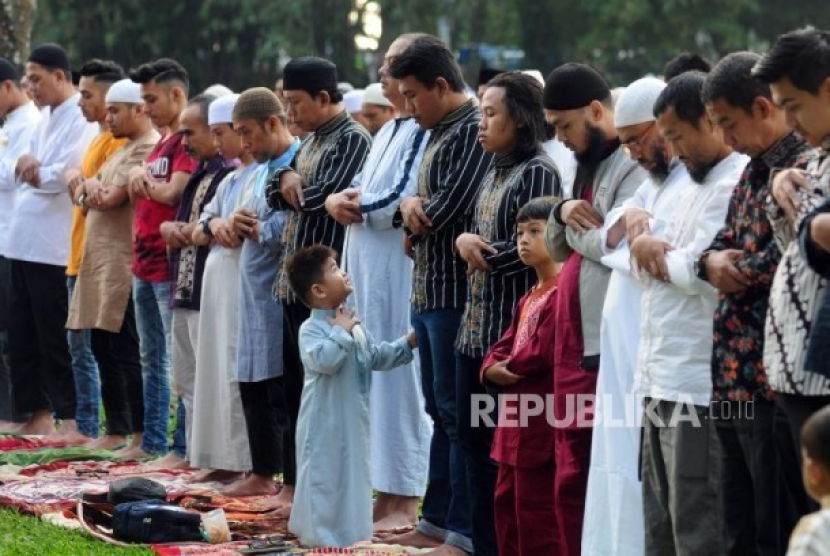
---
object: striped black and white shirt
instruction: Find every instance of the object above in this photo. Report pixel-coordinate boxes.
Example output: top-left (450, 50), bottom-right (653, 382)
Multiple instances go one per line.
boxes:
top-left (268, 111), bottom-right (372, 304)
top-left (401, 100), bottom-right (493, 313)
top-left (456, 150), bottom-right (561, 357)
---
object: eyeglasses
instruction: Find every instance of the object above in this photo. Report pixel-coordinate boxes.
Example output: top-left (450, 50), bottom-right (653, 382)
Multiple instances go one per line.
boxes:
top-left (621, 122), bottom-right (655, 153)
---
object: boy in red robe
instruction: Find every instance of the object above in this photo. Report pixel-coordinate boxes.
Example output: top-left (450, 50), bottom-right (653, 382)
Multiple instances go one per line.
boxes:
top-left (481, 197), bottom-right (560, 556)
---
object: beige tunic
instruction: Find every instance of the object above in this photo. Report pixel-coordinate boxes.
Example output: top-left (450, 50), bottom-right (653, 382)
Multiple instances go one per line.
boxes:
top-left (67, 130), bottom-right (160, 332)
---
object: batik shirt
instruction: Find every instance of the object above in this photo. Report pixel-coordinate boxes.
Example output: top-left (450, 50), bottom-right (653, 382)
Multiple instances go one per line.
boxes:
top-left (399, 100), bottom-right (493, 313)
top-left (455, 150), bottom-right (560, 357)
top-left (268, 111), bottom-right (371, 305)
top-left (702, 132), bottom-right (815, 402)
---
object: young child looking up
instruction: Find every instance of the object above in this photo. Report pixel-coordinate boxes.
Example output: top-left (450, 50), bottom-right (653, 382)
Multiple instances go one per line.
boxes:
top-left (284, 245), bottom-right (417, 548)
top-left (481, 197), bottom-right (561, 556)
top-left (788, 405), bottom-right (830, 556)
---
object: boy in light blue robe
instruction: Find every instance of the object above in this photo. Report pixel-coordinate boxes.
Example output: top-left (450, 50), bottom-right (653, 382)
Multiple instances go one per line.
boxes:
top-left (284, 245), bottom-right (417, 548)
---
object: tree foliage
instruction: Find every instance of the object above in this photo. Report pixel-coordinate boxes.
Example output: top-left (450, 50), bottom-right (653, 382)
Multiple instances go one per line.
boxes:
top-left (17, 0), bottom-right (830, 92)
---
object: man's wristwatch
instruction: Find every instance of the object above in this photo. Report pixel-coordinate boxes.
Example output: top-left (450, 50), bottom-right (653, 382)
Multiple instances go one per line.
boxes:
top-left (695, 251), bottom-right (712, 282)
top-left (201, 217), bottom-right (215, 238)
top-left (76, 193), bottom-right (87, 207)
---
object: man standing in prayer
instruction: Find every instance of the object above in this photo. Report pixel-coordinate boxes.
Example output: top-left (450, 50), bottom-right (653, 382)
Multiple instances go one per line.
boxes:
top-left (325, 32), bottom-right (432, 532)
top-left (64, 59), bottom-right (129, 443)
top-left (382, 35), bottom-right (493, 556)
top-left (163, 94), bottom-right (236, 480)
top-left (266, 57), bottom-right (371, 516)
top-left (542, 63), bottom-right (645, 556)
top-left (223, 87), bottom-right (301, 497)
top-left (583, 76), bottom-right (669, 556)
top-left (628, 71), bottom-right (747, 555)
top-left (701, 52), bottom-right (816, 555)
top-left (66, 78), bottom-right (159, 452)
top-left (0, 58), bottom-right (41, 432)
top-left (8, 44), bottom-right (97, 440)
top-left (127, 58), bottom-right (198, 463)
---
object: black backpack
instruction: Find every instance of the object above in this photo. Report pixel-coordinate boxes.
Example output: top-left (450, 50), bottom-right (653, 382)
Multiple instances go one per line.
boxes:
top-left (112, 499), bottom-right (205, 543)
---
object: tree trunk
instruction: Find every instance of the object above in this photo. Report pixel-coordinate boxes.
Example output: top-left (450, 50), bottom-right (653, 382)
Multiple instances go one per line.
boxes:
top-left (0, 0), bottom-right (37, 65)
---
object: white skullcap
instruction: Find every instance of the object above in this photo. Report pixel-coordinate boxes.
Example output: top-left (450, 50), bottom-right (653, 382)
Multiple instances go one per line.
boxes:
top-left (343, 89), bottom-right (365, 114)
top-left (363, 83), bottom-right (392, 108)
top-left (208, 94), bottom-right (240, 126)
top-left (203, 84), bottom-right (234, 98)
top-left (521, 70), bottom-right (545, 86)
top-left (614, 77), bottom-right (666, 128)
top-left (105, 79), bottom-right (143, 104)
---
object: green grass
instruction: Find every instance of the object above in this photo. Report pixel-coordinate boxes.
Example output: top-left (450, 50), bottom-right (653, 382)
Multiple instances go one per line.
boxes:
top-left (0, 509), bottom-right (153, 555)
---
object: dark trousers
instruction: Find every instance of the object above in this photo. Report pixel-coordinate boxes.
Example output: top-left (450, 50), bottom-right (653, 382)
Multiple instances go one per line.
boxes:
top-left (455, 351), bottom-right (498, 556)
top-left (0, 255), bottom-right (22, 422)
top-left (776, 392), bottom-right (830, 513)
top-left (8, 259), bottom-right (76, 418)
top-left (89, 297), bottom-right (144, 436)
top-left (714, 399), bottom-right (791, 556)
top-left (239, 377), bottom-right (287, 476)
top-left (281, 302), bottom-right (310, 486)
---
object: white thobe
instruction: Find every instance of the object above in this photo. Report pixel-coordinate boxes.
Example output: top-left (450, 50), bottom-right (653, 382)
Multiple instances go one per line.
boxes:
top-left (582, 162), bottom-right (685, 556)
top-left (342, 117), bottom-right (432, 496)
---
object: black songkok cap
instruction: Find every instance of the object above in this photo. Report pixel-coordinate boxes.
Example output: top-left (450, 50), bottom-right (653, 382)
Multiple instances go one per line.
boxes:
top-left (28, 43), bottom-right (71, 74)
top-left (478, 68), bottom-right (504, 87)
top-left (282, 57), bottom-right (338, 94)
top-left (0, 58), bottom-right (19, 82)
top-left (543, 63), bottom-right (611, 110)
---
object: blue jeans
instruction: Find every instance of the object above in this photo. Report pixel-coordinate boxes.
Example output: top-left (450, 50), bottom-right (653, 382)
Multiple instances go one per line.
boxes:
top-left (67, 276), bottom-right (100, 437)
top-left (133, 277), bottom-right (173, 455)
top-left (412, 308), bottom-right (473, 553)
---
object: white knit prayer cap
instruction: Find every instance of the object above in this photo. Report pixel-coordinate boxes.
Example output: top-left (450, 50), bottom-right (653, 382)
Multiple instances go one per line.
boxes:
top-left (363, 83), bottom-right (392, 108)
top-left (105, 79), bottom-right (143, 104)
top-left (208, 94), bottom-right (240, 126)
top-left (521, 70), bottom-right (545, 86)
top-left (343, 89), bottom-right (365, 114)
top-left (614, 77), bottom-right (666, 128)
top-left (203, 84), bottom-right (234, 98)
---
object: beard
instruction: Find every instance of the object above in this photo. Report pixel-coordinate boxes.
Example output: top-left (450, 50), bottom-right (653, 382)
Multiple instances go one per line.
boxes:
top-left (687, 159), bottom-right (718, 184)
top-left (644, 145), bottom-right (671, 182)
top-left (574, 123), bottom-right (609, 170)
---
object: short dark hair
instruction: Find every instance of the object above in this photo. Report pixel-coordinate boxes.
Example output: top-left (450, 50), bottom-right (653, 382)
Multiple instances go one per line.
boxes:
top-left (389, 35), bottom-right (465, 92)
top-left (801, 405), bottom-right (830, 468)
top-left (486, 72), bottom-right (547, 158)
top-left (129, 58), bottom-right (189, 94)
top-left (654, 71), bottom-right (708, 128)
top-left (752, 27), bottom-right (830, 94)
top-left (517, 197), bottom-right (559, 224)
top-left (187, 93), bottom-right (216, 125)
top-left (79, 59), bottom-right (124, 85)
top-left (702, 52), bottom-right (769, 114)
top-left (663, 52), bottom-right (712, 81)
top-left (285, 245), bottom-right (337, 307)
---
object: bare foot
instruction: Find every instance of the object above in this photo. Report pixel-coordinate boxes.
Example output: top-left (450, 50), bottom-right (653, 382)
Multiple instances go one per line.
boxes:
top-left (221, 474), bottom-right (277, 497)
top-left (422, 544), bottom-right (468, 555)
top-left (17, 415), bottom-right (57, 436)
top-left (112, 445), bottom-right (152, 460)
top-left (373, 513), bottom-right (417, 533)
top-left (271, 502), bottom-right (292, 519)
top-left (188, 469), bottom-right (244, 484)
top-left (143, 452), bottom-right (189, 471)
top-left (378, 530), bottom-right (443, 549)
top-left (0, 421), bottom-right (23, 434)
top-left (86, 436), bottom-right (127, 450)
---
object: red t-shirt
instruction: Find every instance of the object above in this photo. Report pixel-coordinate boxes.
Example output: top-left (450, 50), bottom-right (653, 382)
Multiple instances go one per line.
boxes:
top-left (132, 131), bottom-right (198, 283)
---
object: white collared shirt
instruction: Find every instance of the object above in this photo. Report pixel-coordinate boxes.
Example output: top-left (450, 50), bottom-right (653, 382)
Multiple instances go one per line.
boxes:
top-left (0, 101), bottom-right (42, 256)
top-left (4, 93), bottom-right (97, 265)
top-left (629, 152), bottom-right (748, 406)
